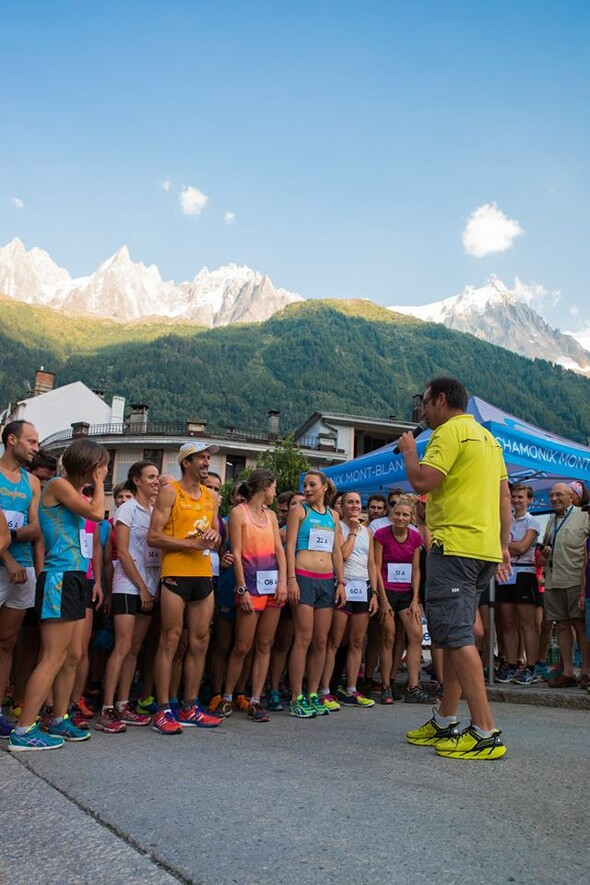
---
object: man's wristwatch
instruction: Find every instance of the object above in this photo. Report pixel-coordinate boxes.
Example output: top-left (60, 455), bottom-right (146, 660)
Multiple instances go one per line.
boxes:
top-left (236, 585), bottom-right (248, 596)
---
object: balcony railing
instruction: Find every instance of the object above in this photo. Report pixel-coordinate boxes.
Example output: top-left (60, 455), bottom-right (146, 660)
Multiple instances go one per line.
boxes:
top-left (42, 422), bottom-right (324, 451)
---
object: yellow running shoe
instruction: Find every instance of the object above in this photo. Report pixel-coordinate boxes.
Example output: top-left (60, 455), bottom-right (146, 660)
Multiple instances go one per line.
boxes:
top-left (406, 713), bottom-right (460, 746)
top-left (435, 725), bottom-right (507, 760)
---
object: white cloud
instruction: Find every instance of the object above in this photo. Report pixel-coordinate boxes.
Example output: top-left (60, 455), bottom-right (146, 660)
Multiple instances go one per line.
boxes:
top-left (12, 196), bottom-right (24, 208)
top-left (179, 185), bottom-right (209, 216)
top-left (462, 203), bottom-right (524, 257)
top-left (512, 276), bottom-right (561, 308)
top-left (159, 178), bottom-right (173, 192)
top-left (224, 210), bottom-right (235, 224)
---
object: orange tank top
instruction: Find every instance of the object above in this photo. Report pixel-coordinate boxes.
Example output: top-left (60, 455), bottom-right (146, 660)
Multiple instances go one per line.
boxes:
top-left (161, 481), bottom-right (215, 578)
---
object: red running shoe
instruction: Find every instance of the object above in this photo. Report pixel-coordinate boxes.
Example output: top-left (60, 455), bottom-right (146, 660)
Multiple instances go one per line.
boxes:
top-left (152, 709), bottom-right (183, 735)
top-left (177, 703), bottom-right (222, 728)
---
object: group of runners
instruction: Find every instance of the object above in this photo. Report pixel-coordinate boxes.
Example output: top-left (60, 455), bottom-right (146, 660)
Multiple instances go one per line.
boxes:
top-left (0, 419), bottom-right (442, 753)
top-left (1, 375), bottom-right (588, 760)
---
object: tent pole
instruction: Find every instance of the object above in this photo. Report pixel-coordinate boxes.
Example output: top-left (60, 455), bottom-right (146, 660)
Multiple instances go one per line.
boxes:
top-left (488, 576), bottom-right (495, 687)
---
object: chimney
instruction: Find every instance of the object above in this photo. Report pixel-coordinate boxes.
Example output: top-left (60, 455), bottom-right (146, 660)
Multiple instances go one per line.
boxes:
top-left (128, 404), bottom-right (149, 433)
top-left (186, 419), bottom-right (207, 437)
top-left (411, 394), bottom-right (423, 423)
top-left (71, 421), bottom-right (90, 438)
top-left (268, 410), bottom-right (280, 440)
top-left (34, 368), bottom-right (55, 397)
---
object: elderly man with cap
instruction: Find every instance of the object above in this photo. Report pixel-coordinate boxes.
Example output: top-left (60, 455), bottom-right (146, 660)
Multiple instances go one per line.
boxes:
top-left (148, 442), bottom-right (222, 733)
top-left (538, 482), bottom-right (590, 688)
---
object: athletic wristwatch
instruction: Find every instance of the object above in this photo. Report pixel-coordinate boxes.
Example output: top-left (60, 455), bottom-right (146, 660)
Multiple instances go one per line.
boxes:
top-left (236, 585), bottom-right (248, 596)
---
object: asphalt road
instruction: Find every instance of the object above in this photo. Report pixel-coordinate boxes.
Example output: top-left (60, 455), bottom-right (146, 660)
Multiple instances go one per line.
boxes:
top-left (1, 701), bottom-right (587, 885)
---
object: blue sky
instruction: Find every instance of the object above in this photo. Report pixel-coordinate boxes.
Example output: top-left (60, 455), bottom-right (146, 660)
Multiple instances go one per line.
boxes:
top-left (1, 1), bottom-right (588, 327)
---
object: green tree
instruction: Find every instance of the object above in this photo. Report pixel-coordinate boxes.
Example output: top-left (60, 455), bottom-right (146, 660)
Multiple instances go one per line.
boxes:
top-left (256, 434), bottom-right (311, 494)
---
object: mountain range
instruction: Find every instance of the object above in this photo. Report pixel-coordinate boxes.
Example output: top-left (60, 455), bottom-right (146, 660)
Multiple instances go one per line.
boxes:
top-left (1, 238), bottom-right (590, 376)
top-left (0, 238), bottom-right (302, 326)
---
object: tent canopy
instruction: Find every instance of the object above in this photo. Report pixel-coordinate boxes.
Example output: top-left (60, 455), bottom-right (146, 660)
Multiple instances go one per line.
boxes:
top-left (322, 396), bottom-right (590, 512)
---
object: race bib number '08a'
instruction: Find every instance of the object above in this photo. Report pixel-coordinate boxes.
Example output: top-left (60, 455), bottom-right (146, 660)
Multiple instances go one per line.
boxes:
top-left (387, 563), bottom-right (412, 584)
top-left (308, 529), bottom-right (334, 552)
top-left (79, 530), bottom-right (93, 559)
top-left (2, 510), bottom-right (25, 531)
top-left (345, 579), bottom-right (368, 602)
top-left (256, 570), bottom-right (279, 595)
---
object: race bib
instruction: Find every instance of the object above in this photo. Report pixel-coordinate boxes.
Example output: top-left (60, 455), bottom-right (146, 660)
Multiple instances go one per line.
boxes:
top-left (79, 529), bottom-right (93, 559)
top-left (256, 569), bottom-right (279, 595)
top-left (144, 546), bottom-right (161, 568)
top-left (345, 579), bottom-right (368, 602)
top-left (308, 529), bottom-right (334, 552)
top-left (2, 510), bottom-right (25, 531)
top-left (387, 563), bottom-right (412, 584)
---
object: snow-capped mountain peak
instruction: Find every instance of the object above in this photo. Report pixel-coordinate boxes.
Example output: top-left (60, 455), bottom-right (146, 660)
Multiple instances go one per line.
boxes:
top-left (390, 277), bottom-right (590, 376)
top-left (0, 237), bottom-right (71, 302)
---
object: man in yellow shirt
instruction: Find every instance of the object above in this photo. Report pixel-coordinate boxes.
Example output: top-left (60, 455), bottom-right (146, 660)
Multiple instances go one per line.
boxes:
top-left (148, 442), bottom-right (222, 734)
top-left (397, 376), bottom-right (511, 760)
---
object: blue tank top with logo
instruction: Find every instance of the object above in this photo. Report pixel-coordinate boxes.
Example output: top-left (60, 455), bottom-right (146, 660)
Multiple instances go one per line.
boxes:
top-left (0, 467), bottom-right (33, 568)
top-left (296, 503), bottom-right (336, 553)
top-left (39, 479), bottom-right (88, 573)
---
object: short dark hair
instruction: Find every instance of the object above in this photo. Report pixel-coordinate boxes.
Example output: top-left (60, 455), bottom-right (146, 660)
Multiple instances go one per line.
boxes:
top-left (207, 471), bottom-right (222, 484)
top-left (426, 376), bottom-right (468, 411)
top-left (367, 494), bottom-right (387, 507)
top-left (1, 420), bottom-right (32, 447)
top-left (28, 449), bottom-right (58, 474)
top-left (511, 483), bottom-right (534, 500)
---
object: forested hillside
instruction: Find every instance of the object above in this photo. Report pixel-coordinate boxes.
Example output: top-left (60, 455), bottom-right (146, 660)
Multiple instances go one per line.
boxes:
top-left (2, 297), bottom-right (589, 442)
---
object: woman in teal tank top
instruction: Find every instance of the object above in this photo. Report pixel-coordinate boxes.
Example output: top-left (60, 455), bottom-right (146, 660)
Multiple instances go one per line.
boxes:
top-left (285, 470), bottom-right (346, 719)
top-left (9, 439), bottom-right (110, 753)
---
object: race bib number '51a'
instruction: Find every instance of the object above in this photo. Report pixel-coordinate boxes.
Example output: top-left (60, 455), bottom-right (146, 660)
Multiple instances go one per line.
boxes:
top-left (387, 563), bottom-right (412, 584)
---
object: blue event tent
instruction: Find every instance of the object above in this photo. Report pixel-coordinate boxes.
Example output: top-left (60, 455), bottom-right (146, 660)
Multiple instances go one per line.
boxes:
top-left (323, 396), bottom-right (590, 512)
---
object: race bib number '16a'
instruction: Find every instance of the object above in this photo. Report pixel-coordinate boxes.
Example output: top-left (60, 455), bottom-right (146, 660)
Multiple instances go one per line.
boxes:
top-left (387, 563), bottom-right (412, 584)
top-left (345, 579), bottom-right (368, 602)
top-left (308, 529), bottom-right (334, 552)
top-left (256, 570), bottom-right (279, 595)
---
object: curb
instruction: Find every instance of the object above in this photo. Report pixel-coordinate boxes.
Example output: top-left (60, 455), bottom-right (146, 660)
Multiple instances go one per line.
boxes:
top-left (486, 685), bottom-right (590, 710)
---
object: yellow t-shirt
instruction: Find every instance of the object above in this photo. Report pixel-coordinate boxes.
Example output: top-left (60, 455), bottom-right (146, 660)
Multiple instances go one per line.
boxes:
top-left (421, 414), bottom-right (507, 562)
top-left (161, 482), bottom-right (215, 578)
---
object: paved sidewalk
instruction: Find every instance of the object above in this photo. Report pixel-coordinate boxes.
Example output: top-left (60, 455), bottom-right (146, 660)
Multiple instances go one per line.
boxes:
top-left (0, 753), bottom-right (182, 885)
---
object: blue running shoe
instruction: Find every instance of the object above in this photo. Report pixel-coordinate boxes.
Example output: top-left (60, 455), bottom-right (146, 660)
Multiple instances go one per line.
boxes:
top-left (0, 712), bottom-right (15, 739)
top-left (9, 723), bottom-right (64, 752)
top-left (267, 689), bottom-right (284, 712)
top-left (48, 714), bottom-right (91, 742)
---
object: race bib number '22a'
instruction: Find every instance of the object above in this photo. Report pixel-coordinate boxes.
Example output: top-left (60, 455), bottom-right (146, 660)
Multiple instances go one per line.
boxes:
top-left (308, 529), bottom-right (334, 552)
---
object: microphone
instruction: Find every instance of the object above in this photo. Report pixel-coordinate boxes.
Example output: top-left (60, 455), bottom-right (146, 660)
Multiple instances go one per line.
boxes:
top-left (392, 421), bottom-right (427, 455)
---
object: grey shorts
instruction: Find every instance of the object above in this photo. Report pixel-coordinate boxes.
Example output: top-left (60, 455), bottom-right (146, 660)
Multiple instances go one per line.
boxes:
top-left (295, 570), bottom-right (335, 609)
top-left (425, 546), bottom-right (496, 648)
top-left (0, 566), bottom-right (36, 610)
top-left (544, 586), bottom-right (583, 622)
